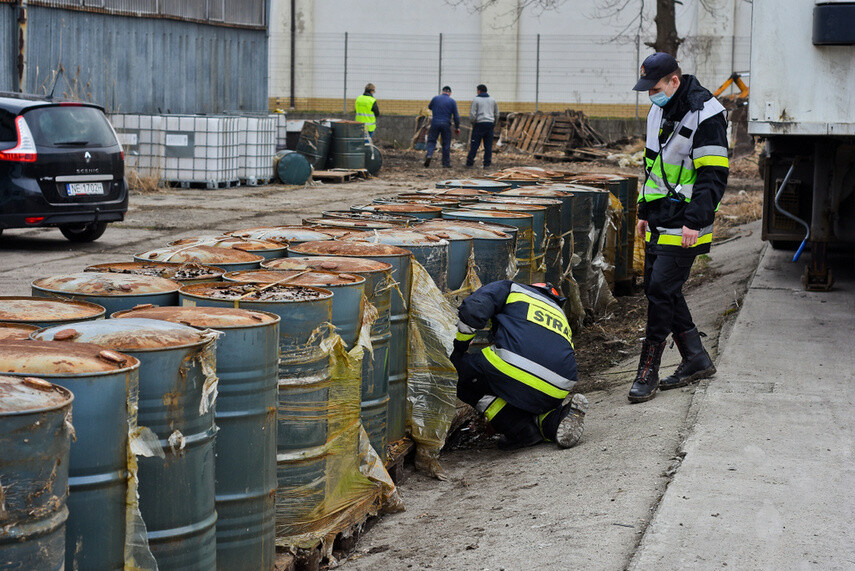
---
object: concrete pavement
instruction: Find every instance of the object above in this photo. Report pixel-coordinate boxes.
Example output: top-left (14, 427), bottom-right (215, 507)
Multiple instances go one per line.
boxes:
top-left (631, 247), bottom-right (855, 569)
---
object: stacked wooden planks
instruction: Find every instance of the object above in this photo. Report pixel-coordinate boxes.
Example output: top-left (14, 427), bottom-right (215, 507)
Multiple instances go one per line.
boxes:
top-left (501, 110), bottom-right (607, 160)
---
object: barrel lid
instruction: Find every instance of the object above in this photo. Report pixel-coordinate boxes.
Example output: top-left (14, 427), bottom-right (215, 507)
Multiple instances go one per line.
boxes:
top-left (32, 272), bottom-right (180, 296)
top-left (0, 374), bottom-right (73, 414)
top-left (468, 202), bottom-right (547, 212)
top-left (483, 196), bottom-right (563, 208)
top-left (0, 340), bottom-right (140, 375)
top-left (289, 240), bottom-right (412, 258)
top-left (418, 221), bottom-right (512, 240)
top-left (85, 261), bottom-right (225, 281)
top-left (225, 269), bottom-right (366, 287)
top-left (435, 179), bottom-right (511, 190)
top-left (0, 323), bottom-right (41, 341)
top-left (180, 282), bottom-right (333, 302)
top-left (416, 187), bottom-right (490, 196)
top-left (303, 227), bottom-right (370, 239)
top-left (321, 211), bottom-right (416, 224)
top-left (499, 188), bottom-right (574, 198)
top-left (544, 183), bottom-right (609, 194)
top-left (344, 229), bottom-right (448, 247)
top-left (390, 195), bottom-right (459, 205)
top-left (169, 236), bottom-right (284, 251)
top-left (304, 218), bottom-right (399, 230)
top-left (367, 203), bottom-right (443, 214)
top-left (568, 172), bottom-right (626, 182)
top-left (443, 208), bottom-right (532, 220)
top-left (34, 318), bottom-right (209, 351)
top-left (0, 296), bottom-right (106, 323)
top-left (113, 306), bottom-right (279, 328)
top-left (225, 226), bottom-right (334, 244)
top-left (410, 227), bottom-right (473, 241)
top-left (137, 245), bottom-right (265, 264)
top-left (263, 256), bottom-right (392, 274)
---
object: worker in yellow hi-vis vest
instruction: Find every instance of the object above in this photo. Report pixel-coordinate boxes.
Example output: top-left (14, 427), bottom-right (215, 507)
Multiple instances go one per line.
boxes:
top-left (354, 83), bottom-right (380, 139)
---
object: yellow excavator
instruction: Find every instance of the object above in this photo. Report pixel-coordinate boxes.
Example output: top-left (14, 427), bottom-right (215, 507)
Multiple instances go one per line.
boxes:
top-left (713, 72), bottom-right (753, 159)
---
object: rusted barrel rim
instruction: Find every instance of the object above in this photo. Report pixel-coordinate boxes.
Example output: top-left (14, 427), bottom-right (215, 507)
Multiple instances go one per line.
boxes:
top-left (0, 375), bottom-right (74, 417)
top-left (112, 306), bottom-right (282, 331)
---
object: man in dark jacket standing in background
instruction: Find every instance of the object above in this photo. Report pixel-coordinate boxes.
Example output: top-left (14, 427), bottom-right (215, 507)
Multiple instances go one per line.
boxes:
top-left (466, 84), bottom-right (499, 168)
top-left (424, 86), bottom-right (460, 168)
top-left (628, 52), bottom-right (728, 404)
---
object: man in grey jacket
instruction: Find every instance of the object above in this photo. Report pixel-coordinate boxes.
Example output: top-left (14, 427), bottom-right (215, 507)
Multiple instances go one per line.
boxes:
top-left (466, 84), bottom-right (499, 168)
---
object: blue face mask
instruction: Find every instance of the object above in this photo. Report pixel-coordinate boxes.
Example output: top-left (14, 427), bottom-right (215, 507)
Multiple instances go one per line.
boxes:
top-left (650, 90), bottom-right (672, 107)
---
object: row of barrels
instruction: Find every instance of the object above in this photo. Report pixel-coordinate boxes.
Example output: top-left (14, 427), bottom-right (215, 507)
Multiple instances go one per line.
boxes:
top-left (0, 170), bottom-right (636, 570)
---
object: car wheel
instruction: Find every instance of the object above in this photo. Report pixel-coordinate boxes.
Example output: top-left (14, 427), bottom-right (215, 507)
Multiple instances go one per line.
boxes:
top-left (60, 222), bottom-right (108, 243)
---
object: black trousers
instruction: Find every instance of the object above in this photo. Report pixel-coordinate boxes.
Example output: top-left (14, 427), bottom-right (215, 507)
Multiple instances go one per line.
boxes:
top-left (643, 247), bottom-right (696, 343)
top-left (451, 347), bottom-right (564, 439)
top-left (425, 123), bottom-right (453, 166)
top-left (466, 122), bottom-right (494, 167)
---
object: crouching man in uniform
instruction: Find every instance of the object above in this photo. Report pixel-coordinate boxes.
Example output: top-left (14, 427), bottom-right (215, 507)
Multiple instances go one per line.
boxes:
top-left (450, 280), bottom-right (589, 450)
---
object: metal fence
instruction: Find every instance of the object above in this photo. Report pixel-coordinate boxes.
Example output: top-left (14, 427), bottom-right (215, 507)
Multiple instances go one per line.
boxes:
top-left (298, 32), bottom-right (751, 117)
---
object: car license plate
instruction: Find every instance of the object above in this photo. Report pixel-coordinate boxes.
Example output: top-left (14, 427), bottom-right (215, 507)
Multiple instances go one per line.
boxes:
top-left (67, 182), bottom-right (104, 196)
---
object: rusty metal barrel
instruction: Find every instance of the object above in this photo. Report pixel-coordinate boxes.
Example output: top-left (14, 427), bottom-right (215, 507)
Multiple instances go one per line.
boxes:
top-left (442, 208), bottom-right (535, 283)
top-left (114, 306), bottom-right (280, 570)
top-left (0, 341), bottom-right (140, 570)
top-left (262, 256), bottom-right (393, 458)
top-left (352, 203), bottom-right (443, 221)
top-left (222, 270), bottom-right (365, 349)
top-left (382, 195), bottom-right (461, 208)
top-left (345, 229), bottom-right (450, 292)
top-left (225, 226), bottom-right (335, 247)
top-left (299, 227), bottom-right (369, 240)
top-left (31, 272), bottom-right (180, 316)
top-left (168, 236), bottom-right (288, 261)
top-left (85, 261), bottom-right (226, 284)
top-left (0, 296), bottom-right (106, 328)
top-left (435, 179), bottom-right (511, 193)
top-left (135, 245), bottom-right (265, 272)
top-left (483, 196), bottom-right (564, 285)
top-left (303, 217), bottom-right (399, 232)
top-left (34, 319), bottom-right (219, 569)
top-left (288, 241), bottom-right (411, 443)
top-left (320, 210), bottom-right (417, 227)
top-left (417, 220), bottom-right (516, 285)
top-left (0, 322), bottom-right (40, 340)
top-left (414, 228), bottom-right (473, 291)
top-left (414, 187), bottom-right (489, 205)
top-left (0, 375), bottom-right (73, 571)
top-left (176, 283), bottom-right (334, 527)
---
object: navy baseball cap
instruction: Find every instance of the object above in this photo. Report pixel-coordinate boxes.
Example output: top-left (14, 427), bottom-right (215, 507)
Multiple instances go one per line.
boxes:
top-left (633, 52), bottom-right (679, 91)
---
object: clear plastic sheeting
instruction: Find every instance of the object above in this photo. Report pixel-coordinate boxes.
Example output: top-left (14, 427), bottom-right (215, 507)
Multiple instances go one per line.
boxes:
top-left (589, 194), bottom-right (623, 318)
top-left (407, 261), bottom-right (459, 481)
top-left (444, 248), bottom-right (483, 307)
top-left (275, 318), bottom-right (400, 552)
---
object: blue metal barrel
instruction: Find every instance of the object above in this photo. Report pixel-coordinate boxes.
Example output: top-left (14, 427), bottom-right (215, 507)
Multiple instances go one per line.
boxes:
top-left (352, 203), bottom-right (443, 220)
top-left (34, 319), bottom-right (219, 570)
top-left (85, 261), bottom-right (226, 284)
top-left (113, 306), bottom-right (280, 571)
top-left (321, 210), bottom-right (417, 227)
top-left (0, 375), bottom-right (72, 571)
top-left (176, 283), bottom-right (334, 527)
top-left (0, 296), bottom-right (105, 328)
top-left (262, 256), bottom-right (393, 459)
top-left (414, 228), bottom-right (473, 291)
top-left (442, 208), bottom-right (535, 283)
top-left (0, 341), bottom-right (140, 570)
top-left (226, 226), bottom-right (335, 247)
top-left (483, 196), bottom-right (564, 285)
top-left (435, 179), bottom-right (512, 193)
top-left (222, 270), bottom-right (365, 349)
top-left (415, 187), bottom-right (489, 205)
top-left (303, 217), bottom-right (399, 231)
top-left (417, 220), bottom-right (516, 285)
top-left (31, 272), bottom-right (180, 316)
top-left (135, 245), bottom-right (264, 272)
top-left (345, 229), bottom-right (450, 292)
top-left (288, 241), bottom-right (412, 443)
top-left (168, 236), bottom-right (289, 261)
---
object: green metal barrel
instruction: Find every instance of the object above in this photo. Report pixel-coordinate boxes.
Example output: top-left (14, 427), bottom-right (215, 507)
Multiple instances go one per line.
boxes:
top-left (136, 245), bottom-right (264, 272)
top-left (364, 144), bottom-right (382, 175)
top-left (273, 150), bottom-right (313, 185)
top-left (34, 319), bottom-right (219, 570)
top-left (288, 241), bottom-right (412, 443)
top-left (31, 272), bottom-right (180, 316)
top-left (345, 229), bottom-right (449, 292)
top-left (0, 342), bottom-right (140, 570)
top-left (85, 261), bottom-right (226, 284)
top-left (0, 375), bottom-right (72, 571)
top-left (330, 121), bottom-right (366, 169)
top-left (295, 121), bottom-right (332, 170)
top-left (0, 296), bottom-right (105, 328)
top-left (113, 306), bottom-right (280, 571)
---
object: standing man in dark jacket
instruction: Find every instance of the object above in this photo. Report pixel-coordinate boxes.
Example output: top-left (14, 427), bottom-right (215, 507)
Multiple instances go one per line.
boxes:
top-left (628, 52), bottom-right (728, 403)
top-left (424, 86), bottom-right (460, 168)
top-left (466, 84), bottom-right (499, 168)
top-left (450, 280), bottom-right (589, 450)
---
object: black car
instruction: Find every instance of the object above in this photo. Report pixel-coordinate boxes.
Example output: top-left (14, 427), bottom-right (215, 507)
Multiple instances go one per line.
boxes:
top-left (0, 93), bottom-right (128, 242)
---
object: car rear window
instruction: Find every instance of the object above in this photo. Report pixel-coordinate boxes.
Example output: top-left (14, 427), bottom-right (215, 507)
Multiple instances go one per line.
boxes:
top-left (23, 105), bottom-right (118, 148)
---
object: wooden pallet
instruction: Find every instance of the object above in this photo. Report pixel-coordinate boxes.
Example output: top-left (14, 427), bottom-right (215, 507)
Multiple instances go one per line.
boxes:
top-left (384, 437), bottom-right (415, 485)
top-left (312, 169), bottom-right (370, 183)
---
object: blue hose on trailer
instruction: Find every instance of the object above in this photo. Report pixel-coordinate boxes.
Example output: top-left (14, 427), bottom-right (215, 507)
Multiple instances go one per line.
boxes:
top-left (773, 160), bottom-right (810, 262)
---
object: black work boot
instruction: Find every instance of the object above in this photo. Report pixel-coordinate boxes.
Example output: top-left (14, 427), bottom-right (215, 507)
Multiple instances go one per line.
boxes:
top-left (660, 327), bottom-right (716, 390)
top-left (424, 157), bottom-right (431, 167)
top-left (628, 339), bottom-right (667, 403)
top-left (496, 422), bottom-right (544, 450)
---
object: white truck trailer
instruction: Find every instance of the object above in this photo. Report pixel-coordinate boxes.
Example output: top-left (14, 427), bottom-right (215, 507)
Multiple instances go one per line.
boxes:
top-left (749, 0), bottom-right (855, 290)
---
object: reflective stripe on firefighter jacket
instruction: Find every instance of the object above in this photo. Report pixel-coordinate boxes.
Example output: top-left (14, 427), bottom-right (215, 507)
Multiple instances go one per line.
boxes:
top-left (354, 94), bottom-right (377, 132)
top-left (458, 280), bottom-right (577, 400)
top-left (641, 95), bottom-right (728, 253)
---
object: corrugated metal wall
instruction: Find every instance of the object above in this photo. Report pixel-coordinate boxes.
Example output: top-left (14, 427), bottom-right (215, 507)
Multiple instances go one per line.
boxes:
top-left (0, 3), bottom-right (15, 91)
top-left (1, 5), bottom-right (268, 114)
